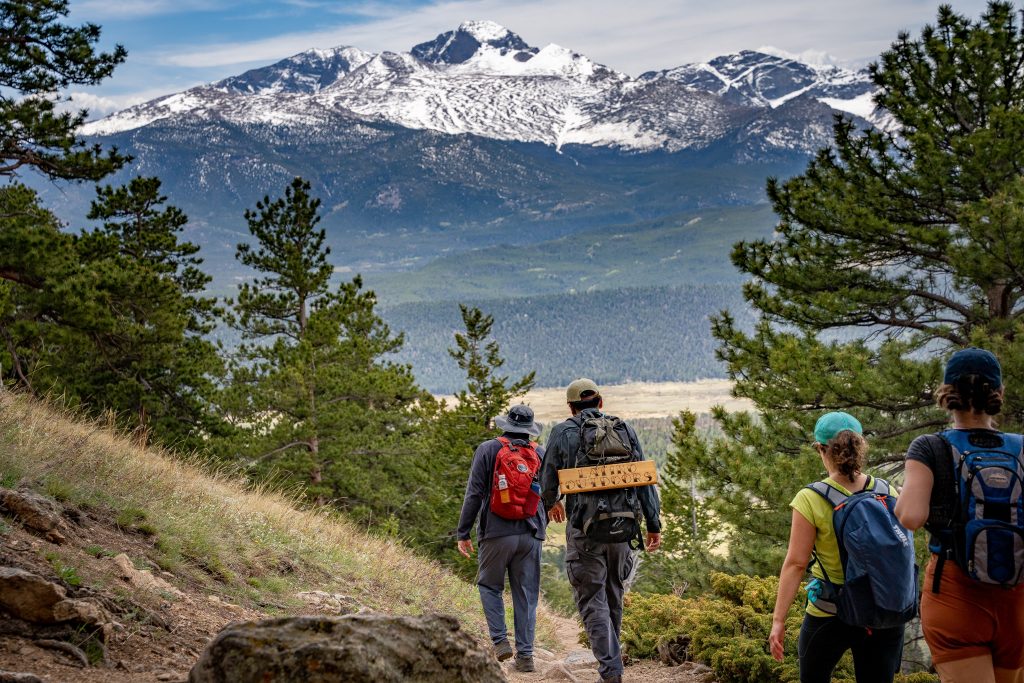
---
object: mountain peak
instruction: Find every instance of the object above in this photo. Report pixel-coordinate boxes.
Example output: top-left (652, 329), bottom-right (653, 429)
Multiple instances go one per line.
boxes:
top-left (411, 20), bottom-right (535, 65)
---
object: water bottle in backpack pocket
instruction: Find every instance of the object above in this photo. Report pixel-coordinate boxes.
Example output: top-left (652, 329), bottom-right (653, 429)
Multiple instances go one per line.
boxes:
top-left (935, 430), bottom-right (1024, 586)
top-left (807, 477), bottom-right (918, 629)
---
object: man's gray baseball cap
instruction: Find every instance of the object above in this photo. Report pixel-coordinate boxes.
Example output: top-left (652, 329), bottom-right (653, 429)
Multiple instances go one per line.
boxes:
top-left (566, 378), bottom-right (600, 402)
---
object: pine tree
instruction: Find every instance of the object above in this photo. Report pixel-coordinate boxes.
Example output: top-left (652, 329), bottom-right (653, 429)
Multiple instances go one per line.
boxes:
top-left (448, 304), bottom-right (536, 428)
top-left (0, 179), bottom-right (223, 447)
top-left (0, 0), bottom-right (127, 181)
top-left (672, 2), bottom-right (1024, 577)
top-left (75, 176), bottom-right (223, 445)
top-left (223, 178), bottom-right (424, 514)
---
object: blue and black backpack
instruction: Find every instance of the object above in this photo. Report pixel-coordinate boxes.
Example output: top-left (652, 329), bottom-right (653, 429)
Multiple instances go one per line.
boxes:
top-left (928, 429), bottom-right (1024, 591)
top-left (806, 476), bottom-right (918, 629)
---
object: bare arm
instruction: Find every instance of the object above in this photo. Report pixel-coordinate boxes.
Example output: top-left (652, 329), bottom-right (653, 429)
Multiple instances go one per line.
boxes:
top-left (769, 508), bottom-right (815, 661)
top-left (895, 459), bottom-right (934, 531)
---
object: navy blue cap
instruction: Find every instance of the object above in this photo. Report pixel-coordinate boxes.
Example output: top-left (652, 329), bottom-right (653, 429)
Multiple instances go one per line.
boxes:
top-left (944, 348), bottom-right (1002, 388)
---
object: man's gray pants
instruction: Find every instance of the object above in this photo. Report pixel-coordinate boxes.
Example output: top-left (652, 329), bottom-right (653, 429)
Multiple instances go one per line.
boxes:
top-left (565, 525), bottom-right (634, 680)
top-left (477, 533), bottom-right (542, 656)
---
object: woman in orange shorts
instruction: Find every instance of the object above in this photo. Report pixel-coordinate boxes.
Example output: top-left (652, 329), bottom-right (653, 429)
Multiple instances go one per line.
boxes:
top-left (896, 348), bottom-right (1024, 683)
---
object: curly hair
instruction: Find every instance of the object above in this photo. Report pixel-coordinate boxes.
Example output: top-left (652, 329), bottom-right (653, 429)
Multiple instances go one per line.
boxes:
top-left (822, 430), bottom-right (868, 479)
top-left (936, 374), bottom-right (1003, 415)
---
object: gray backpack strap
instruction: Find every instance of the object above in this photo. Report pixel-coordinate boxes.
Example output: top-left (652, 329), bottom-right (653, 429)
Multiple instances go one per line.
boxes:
top-left (871, 477), bottom-right (890, 496)
top-left (806, 481), bottom-right (848, 509)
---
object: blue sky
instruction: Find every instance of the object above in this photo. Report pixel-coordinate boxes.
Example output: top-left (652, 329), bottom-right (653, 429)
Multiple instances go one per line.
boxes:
top-left (67, 0), bottom-right (993, 117)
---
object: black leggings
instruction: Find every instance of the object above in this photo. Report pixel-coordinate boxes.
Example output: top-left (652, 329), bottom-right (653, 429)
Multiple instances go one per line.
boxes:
top-left (797, 614), bottom-right (904, 683)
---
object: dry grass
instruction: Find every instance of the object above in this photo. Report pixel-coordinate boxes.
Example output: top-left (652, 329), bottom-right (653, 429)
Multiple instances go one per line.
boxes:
top-left (518, 379), bottom-right (753, 424)
top-left (0, 391), bottom-right (561, 645)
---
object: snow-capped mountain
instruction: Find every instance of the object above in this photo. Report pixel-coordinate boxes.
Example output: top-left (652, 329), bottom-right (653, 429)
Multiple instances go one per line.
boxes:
top-left (81, 21), bottom-right (880, 154)
top-left (54, 22), bottom-right (896, 283)
top-left (641, 49), bottom-right (884, 128)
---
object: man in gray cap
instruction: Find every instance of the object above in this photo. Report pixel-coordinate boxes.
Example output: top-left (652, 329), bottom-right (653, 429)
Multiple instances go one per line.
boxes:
top-left (540, 379), bottom-right (662, 683)
top-left (457, 404), bottom-right (546, 673)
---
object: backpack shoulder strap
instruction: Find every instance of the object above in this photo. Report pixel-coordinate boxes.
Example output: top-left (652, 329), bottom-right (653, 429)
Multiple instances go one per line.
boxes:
top-left (870, 476), bottom-right (890, 496)
top-left (806, 481), bottom-right (848, 509)
top-left (1003, 433), bottom-right (1024, 459)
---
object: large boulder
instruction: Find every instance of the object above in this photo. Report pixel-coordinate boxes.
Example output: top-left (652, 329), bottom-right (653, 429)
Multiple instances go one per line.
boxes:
top-left (189, 613), bottom-right (503, 683)
top-left (0, 567), bottom-right (66, 622)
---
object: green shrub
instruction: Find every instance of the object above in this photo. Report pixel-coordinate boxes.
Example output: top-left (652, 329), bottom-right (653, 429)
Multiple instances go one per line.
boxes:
top-left (621, 573), bottom-right (850, 683)
top-left (622, 573), bottom-right (939, 683)
top-left (895, 674), bottom-right (940, 683)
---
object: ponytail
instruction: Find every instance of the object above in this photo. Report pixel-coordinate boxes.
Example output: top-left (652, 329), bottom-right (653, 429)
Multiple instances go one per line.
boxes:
top-left (823, 431), bottom-right (867, 479)
top-left (936, 374), bottom-right (1003, 415)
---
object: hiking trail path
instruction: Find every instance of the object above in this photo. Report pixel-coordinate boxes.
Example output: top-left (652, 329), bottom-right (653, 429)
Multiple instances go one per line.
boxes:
top-left (502, 611), bottom-right (713, 683)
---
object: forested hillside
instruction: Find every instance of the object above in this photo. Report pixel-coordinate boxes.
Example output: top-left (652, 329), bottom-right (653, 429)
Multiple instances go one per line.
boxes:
top-left (365, 205), bottom-right (776, 304)
top-left (382, 285), bottom-right (755, 392)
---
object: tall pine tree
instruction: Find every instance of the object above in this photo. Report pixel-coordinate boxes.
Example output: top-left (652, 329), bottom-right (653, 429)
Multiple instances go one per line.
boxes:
top-left (670, 2), bottom-right (1024, 577)
top-left (0, 0), bottom-right (127, 182)
top-left (223, 177), bottom-right (423, 517)
top-left (1, 178), bottom-right (223, 448)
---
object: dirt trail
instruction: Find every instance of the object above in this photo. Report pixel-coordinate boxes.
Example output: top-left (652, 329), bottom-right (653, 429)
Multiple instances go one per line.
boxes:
top-left (501, 611), bottom-right (712, 683)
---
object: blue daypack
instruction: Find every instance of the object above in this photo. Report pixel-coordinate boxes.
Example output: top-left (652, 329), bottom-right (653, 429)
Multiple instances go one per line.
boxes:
top-left (807, 477), bottom-right (918, 629)
top-left (930, 430), bottom-right (1024, 590)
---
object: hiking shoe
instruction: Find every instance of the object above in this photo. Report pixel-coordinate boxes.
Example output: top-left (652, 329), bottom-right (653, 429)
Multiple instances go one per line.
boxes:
top-left (513, 655), bottom-right (535, 672)
top-left (598, 676), bottom-right (622, 683)
top-left (492, 640), bottom-right (513, 661)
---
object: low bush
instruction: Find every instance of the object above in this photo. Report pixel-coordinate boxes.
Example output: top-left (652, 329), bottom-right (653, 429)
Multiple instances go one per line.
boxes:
top-left (621, 573), bottom-right (937, 683)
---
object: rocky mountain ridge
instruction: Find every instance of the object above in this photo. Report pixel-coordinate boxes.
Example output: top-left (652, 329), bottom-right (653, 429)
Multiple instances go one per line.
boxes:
top-left (81, 20), bottom-right (883, 155)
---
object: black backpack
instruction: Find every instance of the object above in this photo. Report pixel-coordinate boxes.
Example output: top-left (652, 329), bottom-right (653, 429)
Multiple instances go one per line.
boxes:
top-left (569, 413), bottom-right (644, 548)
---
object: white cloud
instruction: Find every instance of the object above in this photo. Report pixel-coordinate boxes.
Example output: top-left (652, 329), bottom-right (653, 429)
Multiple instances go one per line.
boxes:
top-left (74, 0), bottom-right (237, 18)
top-left (159, 0), bottom-right (992, 75)
top-left (63, 89), bottom-right (181, 118)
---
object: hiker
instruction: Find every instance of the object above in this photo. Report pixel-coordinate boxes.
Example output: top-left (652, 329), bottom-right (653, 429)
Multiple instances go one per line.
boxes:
top-left (540, 378), bottom-right (662, 683)
top-left (457, 404), bottom-right (546, 673)
top-left (769, 411), bottom-right (914, 683)
top-left (895, 348), bottom-right (1024, 683)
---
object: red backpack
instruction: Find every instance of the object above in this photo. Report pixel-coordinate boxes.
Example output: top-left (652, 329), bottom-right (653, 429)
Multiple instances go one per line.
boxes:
top-left (490, 437), bottom-right (542, 520)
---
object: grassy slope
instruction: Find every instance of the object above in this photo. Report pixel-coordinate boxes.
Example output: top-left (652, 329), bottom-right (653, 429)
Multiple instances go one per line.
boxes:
top-left (0, 391), bottom-right (558, 645)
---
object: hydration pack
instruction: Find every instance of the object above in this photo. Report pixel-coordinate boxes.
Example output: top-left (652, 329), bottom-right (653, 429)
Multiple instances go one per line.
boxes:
top-left (489, 437), bottom-right (542, 520)
top-left (570, 413), bottom-right (644, 548)
top-left (578, 414), bottom-right (634, 465)
top-left (807, 477), bottom-right (918, 629)
top-left (930, 430), bottom-right (1024, 590)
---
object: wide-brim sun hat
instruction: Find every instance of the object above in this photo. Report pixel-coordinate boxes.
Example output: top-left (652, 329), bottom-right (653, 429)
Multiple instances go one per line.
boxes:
top-left (494, 404), bottom-right (543, 437)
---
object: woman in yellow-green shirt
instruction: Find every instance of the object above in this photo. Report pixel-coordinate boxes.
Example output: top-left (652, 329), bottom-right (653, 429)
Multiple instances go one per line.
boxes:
top-left (768, 412), bottom-right (905, 683)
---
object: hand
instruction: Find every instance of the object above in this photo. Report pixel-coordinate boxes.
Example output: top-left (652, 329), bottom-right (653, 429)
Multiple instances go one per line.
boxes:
top-left (548, 501), bottom-right (566, 523)
top-left (457, 538), bottom-right (474, 558)
top-left (645, 532), bottom-right (662, 552)
top-left (768, 621), bottom-right (785, 661)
